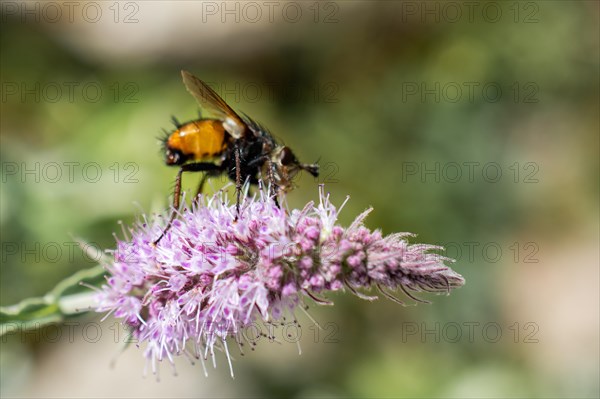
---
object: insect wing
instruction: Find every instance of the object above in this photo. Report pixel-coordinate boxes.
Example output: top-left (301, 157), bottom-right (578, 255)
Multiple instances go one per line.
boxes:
top-left (181, 70), bottom-right (246, 139)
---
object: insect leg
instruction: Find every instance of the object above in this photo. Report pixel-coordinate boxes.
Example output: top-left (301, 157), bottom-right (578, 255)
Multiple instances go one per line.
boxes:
top-left (192, 169), bottom-right (222, 207)
top-left (153, 168), bottom-right (183, 245)
top-left (246, 152), bottom-right (279, 206)
top-left (191, 173), bottom-right (210, 208)
top-left (154, 162), bottom-right (222, 245)
top-left (234, 140), bottom-right (242, 220)
top-left (265, 157), bottom-right (278, 203)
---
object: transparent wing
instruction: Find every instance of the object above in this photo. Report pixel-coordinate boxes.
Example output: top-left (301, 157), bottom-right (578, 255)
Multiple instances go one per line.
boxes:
top-left (181, 70), bottom-right (246, 138)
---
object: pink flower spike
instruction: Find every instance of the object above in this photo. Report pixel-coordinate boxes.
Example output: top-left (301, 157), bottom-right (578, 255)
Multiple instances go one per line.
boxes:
top-left (94, 185), bottom-right (464, 376)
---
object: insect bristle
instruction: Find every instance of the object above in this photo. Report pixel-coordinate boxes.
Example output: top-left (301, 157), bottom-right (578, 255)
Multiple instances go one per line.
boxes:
top-left (156, 129), bottom-right (171, 153)
top-left (171, 116), bottom-right (181, 128)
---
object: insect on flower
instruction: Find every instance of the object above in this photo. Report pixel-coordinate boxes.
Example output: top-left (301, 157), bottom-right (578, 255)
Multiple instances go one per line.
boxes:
top-left (154, 71), bottom-right (320, 244)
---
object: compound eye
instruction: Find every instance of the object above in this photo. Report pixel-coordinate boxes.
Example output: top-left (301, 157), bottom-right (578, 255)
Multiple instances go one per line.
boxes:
top-left (279, 146), bottom-right (297, 166)
top-left (166, 150), bottom-right (181, 165)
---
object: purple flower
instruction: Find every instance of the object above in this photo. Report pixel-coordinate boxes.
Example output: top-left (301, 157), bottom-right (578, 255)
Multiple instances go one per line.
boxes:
top-left (95, 186), bottom-right (464, 377)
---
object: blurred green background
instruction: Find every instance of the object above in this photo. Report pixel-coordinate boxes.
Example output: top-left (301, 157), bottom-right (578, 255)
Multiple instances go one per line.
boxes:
top-left (1, 1), bottom-right (598, 398)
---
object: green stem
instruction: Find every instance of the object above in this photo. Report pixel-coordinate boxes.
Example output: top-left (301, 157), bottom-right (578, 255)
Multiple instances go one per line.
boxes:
top-left (0, 264), bottom-right (106, 336)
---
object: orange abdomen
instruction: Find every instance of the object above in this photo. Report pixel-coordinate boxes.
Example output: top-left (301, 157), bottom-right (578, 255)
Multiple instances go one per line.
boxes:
top-left (167, 120), bottom-right (227, 160)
